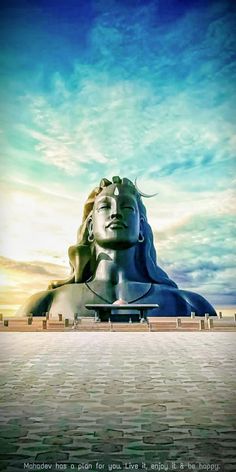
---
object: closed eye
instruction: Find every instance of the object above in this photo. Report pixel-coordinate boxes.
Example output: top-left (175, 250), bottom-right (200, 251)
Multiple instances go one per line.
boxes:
top-left (97, 204), bottom-right (110, 211)
top-left (121, 206), bottom-right (135, 211)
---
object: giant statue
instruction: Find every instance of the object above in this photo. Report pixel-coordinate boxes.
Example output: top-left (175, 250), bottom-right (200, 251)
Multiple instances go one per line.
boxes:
top-left (18, 176), bottom-right (216, 318)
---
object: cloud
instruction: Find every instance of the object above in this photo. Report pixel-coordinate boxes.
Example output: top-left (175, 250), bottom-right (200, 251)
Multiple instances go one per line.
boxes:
top-left (0, 178), bottom-right (85, 264)
top-left (0, 255), bottom-right (69, 308)
top-left (154, 212), bottom-right (236, 305)
top-left (3, 1), bottom-right (232, 184)
top-left (0, 256), bottom-right (66, 277)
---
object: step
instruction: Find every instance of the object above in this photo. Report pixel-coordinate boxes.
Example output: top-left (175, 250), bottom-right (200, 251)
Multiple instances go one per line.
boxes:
top-left (149, 323), bottom-right (175, 328)
top-left (111, 324), bottom-right (149, 332)
top-left (4, 319), bottom-right (29, 328)
top-left (47, 321), bottom-right (64, 327)
top-left (180, 323), bottom-right (199, 328)
top-left (76, 323), bottom-right (111, 331)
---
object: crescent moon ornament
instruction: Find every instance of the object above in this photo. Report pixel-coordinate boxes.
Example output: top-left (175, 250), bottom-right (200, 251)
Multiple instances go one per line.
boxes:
top-left (134, 178), bottom-right (158, 198)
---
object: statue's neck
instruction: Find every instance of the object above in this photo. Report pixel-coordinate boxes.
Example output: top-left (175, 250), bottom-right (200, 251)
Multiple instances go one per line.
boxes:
top-left (92, 244), bottom-right (145, 283)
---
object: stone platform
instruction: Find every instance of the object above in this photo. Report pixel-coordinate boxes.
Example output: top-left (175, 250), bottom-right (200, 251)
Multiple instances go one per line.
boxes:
top-left (0, 332), bottom-right (236, 472)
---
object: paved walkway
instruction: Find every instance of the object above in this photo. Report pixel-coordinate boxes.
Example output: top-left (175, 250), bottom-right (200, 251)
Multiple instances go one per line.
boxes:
top-left (0, 332), bottom-right (236, 472)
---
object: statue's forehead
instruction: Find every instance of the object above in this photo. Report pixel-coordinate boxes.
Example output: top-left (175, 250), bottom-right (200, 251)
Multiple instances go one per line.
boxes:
top-left (97, 184), bottom-right (137, 199)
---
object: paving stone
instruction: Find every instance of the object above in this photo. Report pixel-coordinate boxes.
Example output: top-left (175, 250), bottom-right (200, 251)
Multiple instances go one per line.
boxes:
top-left (189, 428), bottom-right (220, 438)
top-left (0, 427), bottom-right (28, 439)
top-left (140, 423), bottom-right (169, 432)
top-left (91, 443), bottom-right (123, 453)
top-left (0, 442), bottom-right (19, 454)
top-left (142, 435), bottom-right (174, 444)
top-left (94, 429), bottom-right (124, 439)
top-left (35, 451), bottom-right (69, 461)
top-left (219, 433), bottom-right (236, 440)
top-left (42, 436), bottom-right (73, 445)
top-left (17, 444), bottom-right (53, 454)
top-left (0, 454), bottom-right (29, 461)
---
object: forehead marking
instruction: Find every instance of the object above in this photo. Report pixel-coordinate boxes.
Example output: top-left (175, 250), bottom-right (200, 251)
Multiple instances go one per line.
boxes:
top-left (114, 186), bottom-right (119, 196)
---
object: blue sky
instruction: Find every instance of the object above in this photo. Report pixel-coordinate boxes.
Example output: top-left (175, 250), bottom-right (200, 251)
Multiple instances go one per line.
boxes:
top-left (0, 0), bottom-right (235, 309)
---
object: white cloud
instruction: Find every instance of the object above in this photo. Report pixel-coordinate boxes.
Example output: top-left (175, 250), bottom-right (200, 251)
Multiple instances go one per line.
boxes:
top-left (0, 179), bottom-right (85, 265)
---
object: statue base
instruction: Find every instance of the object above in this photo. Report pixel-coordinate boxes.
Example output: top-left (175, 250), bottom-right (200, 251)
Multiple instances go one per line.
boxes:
top-left (85, 303), bottom-right (159, 322)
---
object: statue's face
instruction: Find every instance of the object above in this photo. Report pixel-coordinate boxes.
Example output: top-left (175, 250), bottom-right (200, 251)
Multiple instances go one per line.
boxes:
top-left (91, 185), bottom-right (140, 249)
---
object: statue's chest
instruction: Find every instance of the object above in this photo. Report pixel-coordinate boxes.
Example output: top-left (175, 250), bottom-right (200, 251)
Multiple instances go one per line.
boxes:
top-left (84, 280), bottom-right (152, 304)
top-left (50, 281), bottom-right (154, 318)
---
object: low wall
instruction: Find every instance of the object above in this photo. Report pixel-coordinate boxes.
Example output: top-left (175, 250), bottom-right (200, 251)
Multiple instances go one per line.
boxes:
top-left (1, 314), bottom-right (236, 332)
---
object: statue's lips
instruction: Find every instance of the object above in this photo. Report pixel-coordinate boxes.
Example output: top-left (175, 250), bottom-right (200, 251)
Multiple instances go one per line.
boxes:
top-left (106, 221), bottom-right (128, 229)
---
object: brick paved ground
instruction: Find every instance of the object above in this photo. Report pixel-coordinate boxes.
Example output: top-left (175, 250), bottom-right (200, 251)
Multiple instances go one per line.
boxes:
top-left (0, 332), bottom-right (236, 472)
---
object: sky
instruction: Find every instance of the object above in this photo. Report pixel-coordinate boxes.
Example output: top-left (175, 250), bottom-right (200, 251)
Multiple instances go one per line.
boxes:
top-left (0, 0), bottom-right (235, 312)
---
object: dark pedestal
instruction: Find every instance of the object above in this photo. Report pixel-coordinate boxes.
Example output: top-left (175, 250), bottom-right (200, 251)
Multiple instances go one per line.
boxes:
top-left (85, 304), bottom-right (159, 322)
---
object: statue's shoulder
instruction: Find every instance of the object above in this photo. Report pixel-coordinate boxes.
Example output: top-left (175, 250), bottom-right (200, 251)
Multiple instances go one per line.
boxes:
top-left (17, 289), bottom-right (54, 317)
top-left (178, 289), bottom-right (216, 316)
top-left (149, 284), bottom-right (216, 316)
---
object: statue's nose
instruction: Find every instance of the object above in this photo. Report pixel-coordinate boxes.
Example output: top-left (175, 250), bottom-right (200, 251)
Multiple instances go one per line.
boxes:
top-left (111, 210), bottom-right (122, 219)
top-left (111, 201), bottom-right (122, 219)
